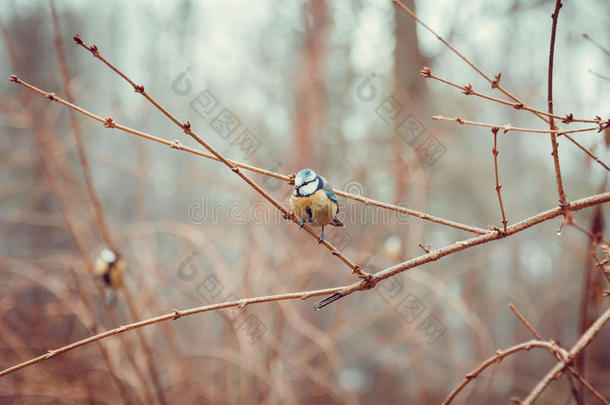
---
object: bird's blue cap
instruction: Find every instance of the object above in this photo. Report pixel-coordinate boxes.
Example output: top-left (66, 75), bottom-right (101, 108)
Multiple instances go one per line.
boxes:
top-left (295, 168), bottom-right (317, 187)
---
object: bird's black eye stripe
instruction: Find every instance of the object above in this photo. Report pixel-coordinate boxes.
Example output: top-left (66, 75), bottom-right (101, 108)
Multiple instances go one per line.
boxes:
top-left (298, 178), bottom-right (315, 188)
top-left (296, 178), bottom-right (316, 196)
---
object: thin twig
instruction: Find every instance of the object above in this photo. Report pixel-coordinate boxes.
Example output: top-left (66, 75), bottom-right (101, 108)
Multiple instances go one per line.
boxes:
top-left (509, 303), bottom-right (542, 339)
top-left (583, 33), bottom-right (610, 56)
top-left (560, 132), bottom-right (610, 171)
top-left (547, 0), bottom-right (568, 210)
top-left (333, 189), bottom-right (488, 234)
top-left (432, 115), bottom-right (598, 135)
top-left (422, 68), bottom-right (600, 124)
top-left (491, 127), bottom-right (508, 232)
top-left (588, 69), bottom-right (610, 81)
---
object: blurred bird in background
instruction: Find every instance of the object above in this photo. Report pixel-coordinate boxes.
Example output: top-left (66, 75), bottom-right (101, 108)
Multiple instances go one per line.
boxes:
top-left (94, 248), bottom-right (125, 289)
top-left (289, 168), bottom-right (344, 243)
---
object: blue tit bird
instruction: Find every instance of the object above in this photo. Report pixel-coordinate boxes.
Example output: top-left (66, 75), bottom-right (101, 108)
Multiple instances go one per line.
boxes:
top-left (94, 248), bottom-right (125, 289)
top-left (289, 168), bottom-right (344, 243)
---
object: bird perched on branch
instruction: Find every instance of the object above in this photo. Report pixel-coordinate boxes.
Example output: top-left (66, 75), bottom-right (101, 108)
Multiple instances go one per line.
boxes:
top-left (290, 168), bottom-right (344, 243)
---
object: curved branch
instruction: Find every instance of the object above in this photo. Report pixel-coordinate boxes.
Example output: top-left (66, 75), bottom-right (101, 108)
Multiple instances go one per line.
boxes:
top-left (520, 306), bottom-right (610, 404)
top-left (442, 340), bottom-right (563, 404)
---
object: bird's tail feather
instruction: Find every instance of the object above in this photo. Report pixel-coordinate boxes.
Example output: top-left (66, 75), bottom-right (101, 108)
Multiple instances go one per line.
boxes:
top-left (330, 218), bottom-right (344, 227)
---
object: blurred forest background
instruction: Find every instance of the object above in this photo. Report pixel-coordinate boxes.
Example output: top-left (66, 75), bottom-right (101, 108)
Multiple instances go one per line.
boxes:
top-left (1, 0), bottom-right (609, 403)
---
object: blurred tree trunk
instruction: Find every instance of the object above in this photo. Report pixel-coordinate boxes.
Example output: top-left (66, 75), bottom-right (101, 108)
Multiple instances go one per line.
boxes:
top-left (291, 0), bottom-right (328, 171)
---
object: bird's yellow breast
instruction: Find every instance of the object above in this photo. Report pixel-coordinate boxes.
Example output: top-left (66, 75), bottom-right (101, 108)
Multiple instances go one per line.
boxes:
top-left (290, 189), bottom-right (338, 227)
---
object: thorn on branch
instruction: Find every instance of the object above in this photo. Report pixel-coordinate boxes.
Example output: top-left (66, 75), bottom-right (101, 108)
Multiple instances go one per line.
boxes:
top-left (462, 83), bottom-right (473, 95)
top-left (170, 139), bottom-right (182, 149)
top-left (455, 117), bottom-right (464, 124)
top-left (104, 117), bottom-right (116, 128)
top-left (73, 33), bottom-right (83, 45)
top-left (9, 74), bottom-right (18, 83)
top-left (491, 72), bottom-right (502, 88)
top-left (288, 173), bottom-right (296, 185)
top-left (46, 92), bottom-right (56, 101)
top-left (420, 66), bottom-right (431, 78)
top-left (134, 84), bottom-right (144, 93)
top-left (172, 309), bottom-right (181, 320)
top-left (513, 103), bottom-right (524, 110)
top-left (418, 243), bottom-right (431, 253)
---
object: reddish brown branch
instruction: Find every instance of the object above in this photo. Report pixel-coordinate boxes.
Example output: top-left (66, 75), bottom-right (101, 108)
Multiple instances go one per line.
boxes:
top-left (491, 128), bottom-right (508, 232)
top-left (547, 0), bottom-right (568, 211)
top-left (423, 68), bottom-right (601, 125)
top-left (432, 115), bottom-right (598, 136)
top-left (559, 132), bottom-right (610, 171)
